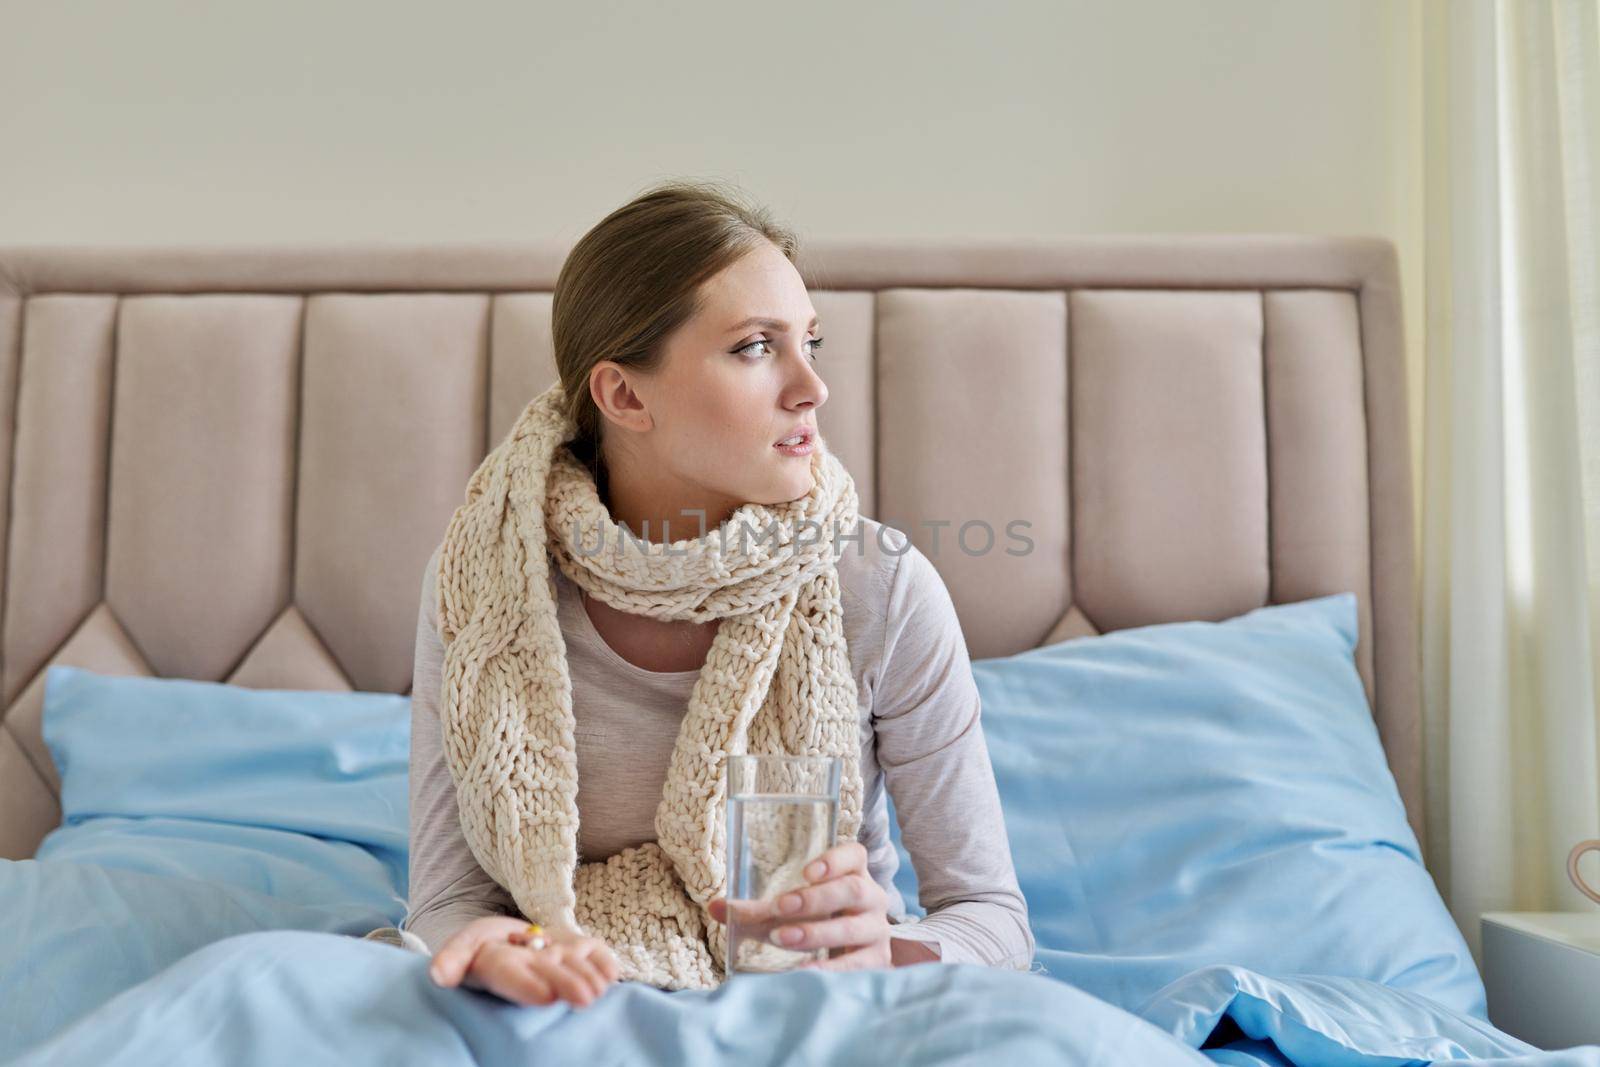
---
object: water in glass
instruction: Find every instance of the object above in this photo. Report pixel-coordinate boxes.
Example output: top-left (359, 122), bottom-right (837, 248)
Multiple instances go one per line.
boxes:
top-left (724, 755), bottom-right (841, 974)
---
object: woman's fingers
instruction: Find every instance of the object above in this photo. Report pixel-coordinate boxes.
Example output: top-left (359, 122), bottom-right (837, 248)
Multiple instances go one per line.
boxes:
top-left (772, 872), bottom-right (878, 923)
top-left (462, 942), bottom-right (555, 1005)
top-left (563, 952), bottom-right (610, 1001)
top-left (530, 951), bottom-right (599, 1007)
top-left (718, 850), bottom-right (891, 958)
top-left (430, 918), bottom-right (514, 986)
top-left (431, 919), bottom-right (624, 1009)
top-left (801, 840), bottom-right (869, 883)
top-left (429, 940), bottom-right (482, 988)
top-left (585, 941), bottom-right (622, 983)
top-left (499, 951), bottom-right (557, 1005)
top-left (771, 907), bottom-right (888, 953)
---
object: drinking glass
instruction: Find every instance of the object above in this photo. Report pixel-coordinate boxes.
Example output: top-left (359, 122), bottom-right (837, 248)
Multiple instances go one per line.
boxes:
top-left (723, 754), bottom-right (842, 974)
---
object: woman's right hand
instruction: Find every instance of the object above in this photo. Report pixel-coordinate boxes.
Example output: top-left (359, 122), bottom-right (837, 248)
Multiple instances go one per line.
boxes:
top-left (428, 915), bottom-right (622, 1009)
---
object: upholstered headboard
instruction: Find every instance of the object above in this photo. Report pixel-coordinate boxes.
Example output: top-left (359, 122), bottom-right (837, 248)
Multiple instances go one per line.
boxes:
top-left (0, 235), bottom-right (1421, 861)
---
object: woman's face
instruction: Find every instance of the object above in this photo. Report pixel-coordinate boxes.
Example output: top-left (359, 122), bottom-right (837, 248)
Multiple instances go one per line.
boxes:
top-left (591, 241), bottom-right (829, 535)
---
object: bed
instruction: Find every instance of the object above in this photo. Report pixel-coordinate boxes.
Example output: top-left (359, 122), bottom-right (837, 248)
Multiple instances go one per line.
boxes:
top-left (1, 236), bottom-right (1591, 1066)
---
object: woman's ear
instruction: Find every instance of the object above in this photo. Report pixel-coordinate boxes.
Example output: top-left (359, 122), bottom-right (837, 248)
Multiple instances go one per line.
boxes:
top-left (589, 362), bottom-right (653, 434)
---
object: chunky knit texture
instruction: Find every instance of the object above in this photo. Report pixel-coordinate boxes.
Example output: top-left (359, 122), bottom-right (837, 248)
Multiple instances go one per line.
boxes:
top-left (434, 381), bottom-right (865, 990)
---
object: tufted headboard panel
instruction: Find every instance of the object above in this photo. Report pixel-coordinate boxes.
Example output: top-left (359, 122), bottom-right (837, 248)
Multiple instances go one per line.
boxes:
top-left (0, 236), bottom-right (1421, 860)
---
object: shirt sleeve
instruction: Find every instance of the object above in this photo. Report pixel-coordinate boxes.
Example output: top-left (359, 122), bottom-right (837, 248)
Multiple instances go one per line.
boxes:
top-left (401, 546), bottom-right (522, 956)
top-left (871, 540), bottom-right (1035, 971)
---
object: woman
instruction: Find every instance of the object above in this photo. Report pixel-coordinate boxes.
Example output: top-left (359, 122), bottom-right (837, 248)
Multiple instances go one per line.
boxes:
top-left (402, 180), bottom-right (1032, 1009)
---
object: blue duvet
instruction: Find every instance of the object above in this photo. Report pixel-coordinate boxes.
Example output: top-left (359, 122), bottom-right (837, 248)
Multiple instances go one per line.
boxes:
top-left (9, 930), bottom-right (1597, 1067)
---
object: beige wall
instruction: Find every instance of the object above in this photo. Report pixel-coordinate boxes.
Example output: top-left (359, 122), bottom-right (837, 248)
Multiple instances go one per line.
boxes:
top-left (0, 0), bottom-right (1425, 524)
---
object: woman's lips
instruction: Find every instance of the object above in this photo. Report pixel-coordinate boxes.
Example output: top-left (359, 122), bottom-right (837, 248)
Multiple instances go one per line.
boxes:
top-left (773, 429), bottom-right (815, 456)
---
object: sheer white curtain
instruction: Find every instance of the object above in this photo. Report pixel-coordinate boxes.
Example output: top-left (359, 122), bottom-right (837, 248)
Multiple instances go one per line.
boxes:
top-left (1420, 0), bottom-right (1600, 961)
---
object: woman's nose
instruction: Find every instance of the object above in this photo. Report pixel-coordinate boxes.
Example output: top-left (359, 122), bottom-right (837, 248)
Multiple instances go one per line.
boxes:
top-left (790, 350), bottom-right (828, 408)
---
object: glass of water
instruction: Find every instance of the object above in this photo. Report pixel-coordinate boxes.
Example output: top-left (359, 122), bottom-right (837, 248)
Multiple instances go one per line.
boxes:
top-left (724, 753), bottom-right (842, 975)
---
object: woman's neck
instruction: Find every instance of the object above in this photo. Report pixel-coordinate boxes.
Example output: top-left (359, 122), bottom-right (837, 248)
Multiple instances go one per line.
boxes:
top-left (603, 469), bottom-right (741, 545)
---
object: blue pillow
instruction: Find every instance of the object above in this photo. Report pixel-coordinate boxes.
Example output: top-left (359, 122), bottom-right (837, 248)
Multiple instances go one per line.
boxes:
top-left (0, 665), bottom-right (411, 1057)
top-left (885, 593), bottom-right (1486, 1019)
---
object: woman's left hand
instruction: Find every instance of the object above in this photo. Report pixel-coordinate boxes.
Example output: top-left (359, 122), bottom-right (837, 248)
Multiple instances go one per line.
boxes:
top-left (706, 840), bottom-right (891, 971)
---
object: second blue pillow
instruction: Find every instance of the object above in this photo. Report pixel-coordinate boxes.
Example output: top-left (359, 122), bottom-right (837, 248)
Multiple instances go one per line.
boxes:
top-left (886, 593), bottom-right (1485, 1019)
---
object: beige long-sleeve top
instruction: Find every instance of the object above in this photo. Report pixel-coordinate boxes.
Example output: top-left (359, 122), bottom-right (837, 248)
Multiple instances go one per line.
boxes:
top-left (402, 515), bottom-right (1034, 971)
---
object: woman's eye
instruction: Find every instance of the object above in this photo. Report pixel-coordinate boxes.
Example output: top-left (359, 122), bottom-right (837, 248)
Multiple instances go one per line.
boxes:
top-left (736, 336), bottom-right (825, 360)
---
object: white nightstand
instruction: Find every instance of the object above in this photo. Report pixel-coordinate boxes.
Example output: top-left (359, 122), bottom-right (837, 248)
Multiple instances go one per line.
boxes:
top-left (1481, 912), bottom-right (1600, 1050)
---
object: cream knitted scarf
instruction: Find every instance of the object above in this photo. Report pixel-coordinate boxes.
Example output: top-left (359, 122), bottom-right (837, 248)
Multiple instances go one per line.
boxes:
top-left (434, 380), bottom-right (865, 990)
